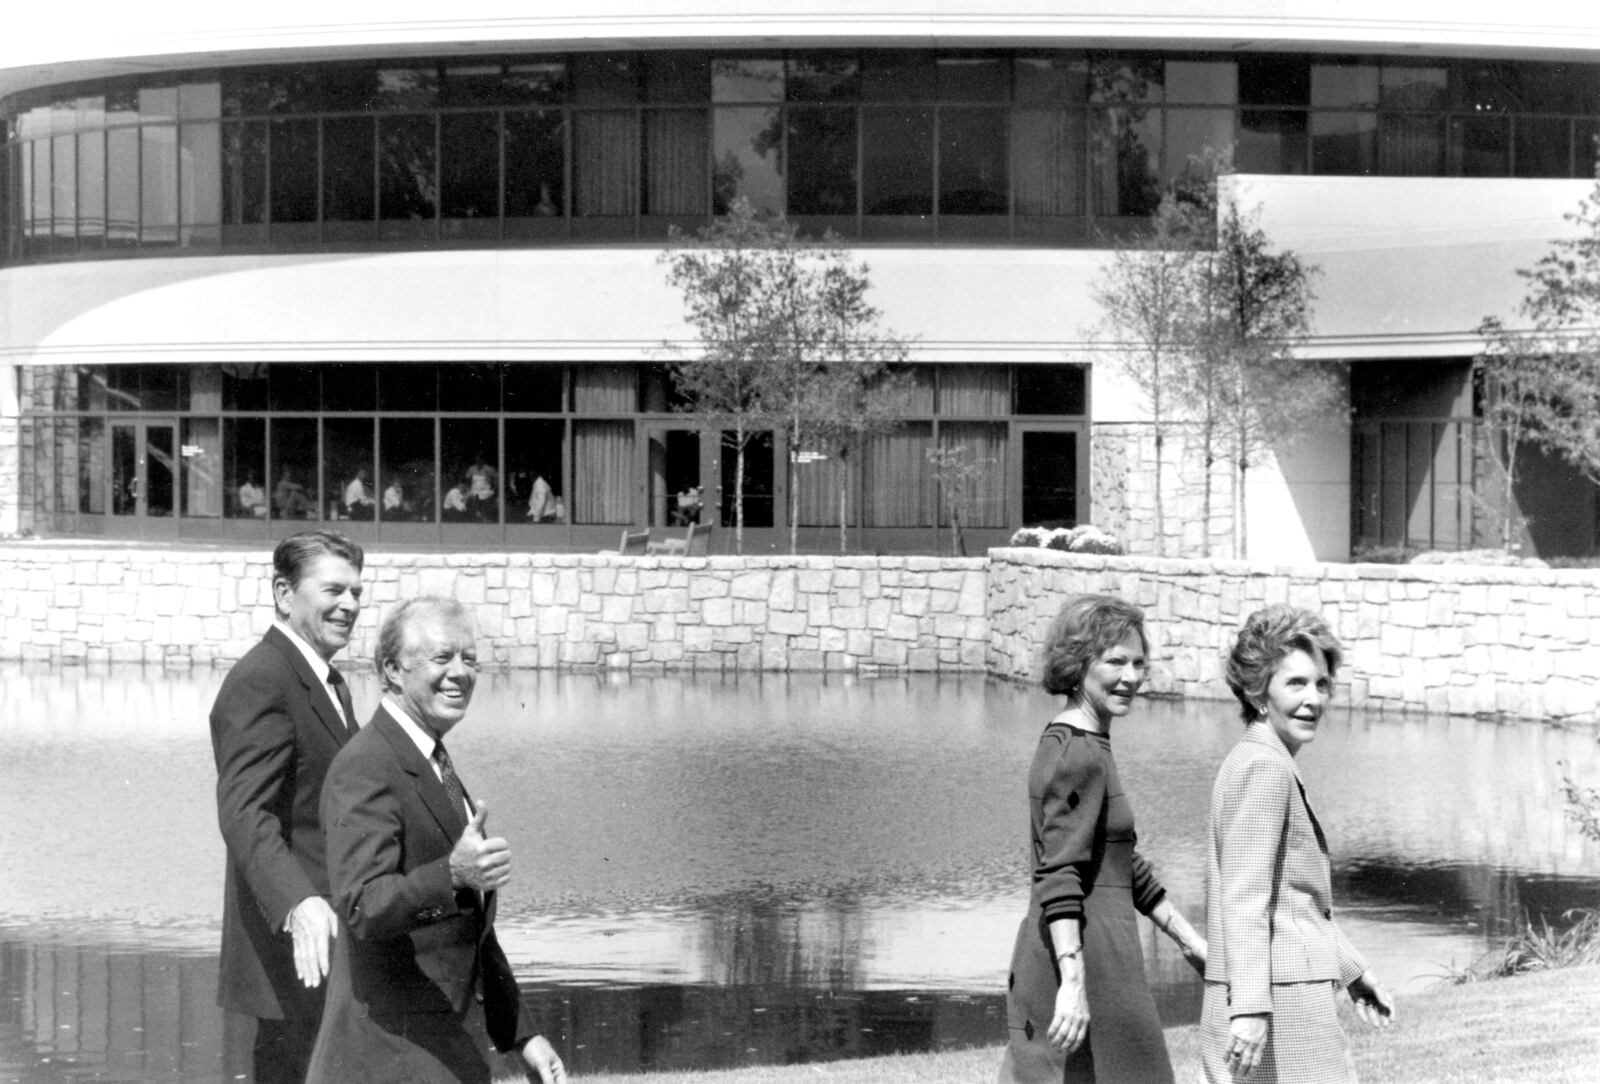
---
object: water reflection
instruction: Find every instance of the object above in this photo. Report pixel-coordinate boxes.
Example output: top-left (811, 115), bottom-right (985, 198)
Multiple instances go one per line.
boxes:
top-left (0, 667), bottom-right (1596, 1080)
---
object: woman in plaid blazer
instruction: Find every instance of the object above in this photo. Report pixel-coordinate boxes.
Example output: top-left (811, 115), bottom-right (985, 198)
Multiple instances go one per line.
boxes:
top-left (999, 595), bottom-right (1207, 1083)
top-left (1201, 606), bottom-right (1393, 1083)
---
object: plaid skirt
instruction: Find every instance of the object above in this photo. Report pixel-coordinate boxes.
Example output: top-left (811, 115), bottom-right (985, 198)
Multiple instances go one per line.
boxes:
top-left (1199, 980), bottom-right (1357, 1084)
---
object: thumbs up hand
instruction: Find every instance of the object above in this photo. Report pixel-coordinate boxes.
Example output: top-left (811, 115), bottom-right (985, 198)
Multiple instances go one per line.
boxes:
top-left (449, 800), bottom-right (511, 892)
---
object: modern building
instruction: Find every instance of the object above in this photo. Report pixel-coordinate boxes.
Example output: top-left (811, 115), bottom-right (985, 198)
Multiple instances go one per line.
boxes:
top-left (3, 2), bottom-right (1598, 559)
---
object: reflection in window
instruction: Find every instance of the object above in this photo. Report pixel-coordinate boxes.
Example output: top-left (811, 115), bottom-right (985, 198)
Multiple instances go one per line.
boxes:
top-left (1311, 64), bottom-right (1380, 109)
top-left (1090, 107), bottom-right (1160, 217)
top-left (713, 106), bottom-right (783, 214)
top-left (441, 418), bottom-right (500, 523)
top-left (1237, 110), bottom-right (1308, 174)
top-left (939, 422), bottom-right (1007, 528)
top-left (51, 134), bottom-right (75, 243)
top-left (643, 109), bottom-right (707, 215)
top-left (940, 108), bottom-right (1007, 215)
top-left (267, 416), bottom-right (316, 518)
top-left (1514, 117), bottom-right (1573, 178)
top-left (221, 121), bottom-right (266, 238)
top-left (787, 108), bottom-right (856, 216)
top-left (225, 417), bottom-right (267, 518)
top-left (324, 417), bottom-right (376, 521)
top-left (1016, 365), bottom-right (1086, 415)
top-left (1163, 107), bottom-right (1233, 189)
top-left (712, 58), bottom-right (783, 104)
top-left (787, 53), bottom-right (859, 102)
top-left (269, 119), bottom-right (318, 228)
top-left (1311, 111), bottom-right (1377, 174)
top-left (574, 111), bottom-right (638, 216)
top-left (1012, 109), bottom-right (1085, 216)
top-left (506, 418), bottom-right (565, 522)
top-left (572, 420), bottom-right (634, 524)
top-left (441, 111), bottom-right (499, 229)
top-left (1380, 113), bottom-right (1444, 175)
top-left (863, 108), bottom-right (932, 215)
top-left (380, 417), bottom-right (435, 522)
top-left (1015, 53), bottom-right (1089, 105)
top-left (181, 417), bottom-right (223, 517)
top-left (141, 124), bottom-right (178, 245)
top-left (78, 417), bottom-right (106, 514)
top-left (107, 126), bottom-right (138, 247)
top-left (505, 109), bottom-right (565, 222)
top-left (1449, 115), bottom-right (1509, 177)
top-left (324, 116), bottom-right (375, 231)
top-left (379, 114), bottom-right (437, 233)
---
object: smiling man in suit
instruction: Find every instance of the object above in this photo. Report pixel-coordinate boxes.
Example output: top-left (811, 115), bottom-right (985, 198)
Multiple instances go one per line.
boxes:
top-left (306, 596), bottom-right (565, 1084)
top-left (210, 529), bottom-right (365, 1083)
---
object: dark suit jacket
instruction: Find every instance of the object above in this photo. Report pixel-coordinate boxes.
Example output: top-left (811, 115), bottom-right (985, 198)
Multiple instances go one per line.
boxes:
top-left (211, 624), bottom-right (354, 1020)
top-left (305, 705), bottom-right (535, 1084)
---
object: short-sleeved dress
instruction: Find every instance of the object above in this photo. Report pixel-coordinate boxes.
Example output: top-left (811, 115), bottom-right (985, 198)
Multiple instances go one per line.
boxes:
top-left (998, 723), bottom-right (1175, 1084)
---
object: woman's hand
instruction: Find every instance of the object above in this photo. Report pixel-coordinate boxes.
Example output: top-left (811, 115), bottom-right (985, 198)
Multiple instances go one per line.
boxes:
top-left (1224, 1013), bottom-right (1269, 1079)
top-left (1046, 958), bottom-right (1090, 1055)
top-left (1179, 934), bottom-right (1208, 977)
top-left (1347, 970), bottom-right (1395, 1028)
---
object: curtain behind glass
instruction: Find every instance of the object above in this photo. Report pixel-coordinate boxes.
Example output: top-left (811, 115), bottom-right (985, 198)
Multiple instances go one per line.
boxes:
top-left (644, 109), bottom-right (707, 215)
top-left (795, 455), bottom-right (842, 526)
top-left (938, 422), bottom-right (1007, 528)
top-left (575, 111), bottom-right (639, 216)
top-left (939, 365), bottom-right (1010, 415)
top-left (573, 420), bottom-right (634, 524)
top-left (573, 365), bottom-right (636, 412)
top-left (863, 424), bottom-right (931, 527)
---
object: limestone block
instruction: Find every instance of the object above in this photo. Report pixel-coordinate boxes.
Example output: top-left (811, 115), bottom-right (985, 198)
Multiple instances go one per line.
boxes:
top-left (682, 626), bottom-right (715, 652)
top-left (885, 613), bottom-right (919, 642)
top-left (702, 597), bottom-right (734, 626)
top-left (818, 626), bottom-right (848, 653)
top-left (690, 575), bottom-right (726, 600)
top-left (552, 570), bottom-right (583, 606)
top-left (769, 570), bottom-right (797, 610)
top-left (798, 569), bottom-right (831, 594)
top-left (832, 567), bottom-right (863, 589)
top-left (647, 588), bottom-right (691, 614)
top-left (900, 588), bottom-right (931, 617)
top-left (805, 594), bottom-right (831, 627)
top-left (847, 629), bottom-right (875, 657)
top-left (768, 610), bottom-right (807, 636)
top-left (601, 595), bottom-right (634, 624)
top-left (616, 623), bottom-right (650, 652)
top-left (864, 598), bottom-right (892, 631)
top-left (731, 569), bottom-right (773, 600)
top-left (762, 639), bottom-right (790, 670)
top-left (929, 589), bottom-right (959, 614)
top-left (872, 638), bottom-right (909, 666)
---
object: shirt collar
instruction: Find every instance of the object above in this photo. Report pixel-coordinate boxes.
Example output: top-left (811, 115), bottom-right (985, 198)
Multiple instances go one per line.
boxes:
top-left (274, 619), bottom-right (333, 684)
top-left (383, 694), bottom-right (441, 763)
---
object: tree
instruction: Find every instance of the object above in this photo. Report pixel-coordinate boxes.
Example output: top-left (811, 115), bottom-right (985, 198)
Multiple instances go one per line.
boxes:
top-left (804, 362), bottom-right (915, 553)
top-left (1090, 194), bottom-right (1205, 555)
top-left (926, 443), bottom-right (995, 556)
top-left (1474, 317), bottom-right (1549, 550)
top-left (661, 197), bottom-right (911, 555)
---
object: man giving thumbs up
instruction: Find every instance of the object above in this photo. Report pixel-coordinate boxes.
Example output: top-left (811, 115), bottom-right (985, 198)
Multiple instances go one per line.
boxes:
top-left (306, 597), bottom-right (565, 1084)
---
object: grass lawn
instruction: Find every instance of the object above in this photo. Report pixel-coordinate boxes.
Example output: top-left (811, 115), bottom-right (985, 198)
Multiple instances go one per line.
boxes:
top-left (548, 964), bottom-right (1600, 1083)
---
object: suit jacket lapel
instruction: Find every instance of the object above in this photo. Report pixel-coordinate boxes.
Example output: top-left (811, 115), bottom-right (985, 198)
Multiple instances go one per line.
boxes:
top-left (367, 706), bottom-right (469, 840)
top-left (1245, 723), bottom-right (1329, 855)
top-left (264, 625), bottom-right (352, 748)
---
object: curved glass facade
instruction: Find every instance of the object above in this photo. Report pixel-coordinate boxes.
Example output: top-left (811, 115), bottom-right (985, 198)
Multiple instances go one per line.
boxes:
top-left (5, 48), bottom-right (1599, 263)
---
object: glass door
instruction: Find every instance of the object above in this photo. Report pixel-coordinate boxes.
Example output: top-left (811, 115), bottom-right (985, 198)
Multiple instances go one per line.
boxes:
top-left (645, 426), bottom-right (716, 532)
top-left (108, 419), bottom-right (179, 538)
top-left (1015, 423), bottom-right (1088, 528)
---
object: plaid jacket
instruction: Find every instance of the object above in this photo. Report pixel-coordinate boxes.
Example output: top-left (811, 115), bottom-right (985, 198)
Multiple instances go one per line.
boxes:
top-left (1204, 722), bottom-right (1367, 1017)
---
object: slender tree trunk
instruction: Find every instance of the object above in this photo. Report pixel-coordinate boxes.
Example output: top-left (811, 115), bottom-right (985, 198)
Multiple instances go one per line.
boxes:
top-left (1152, 428), bottom-right (1166, 557)
top-left (734, 429), bottom-right (746, 555)
top-left (1237, 456), bottom-right (1249, 560)
top-left (788, 410), bottom-right (801, 555)
top-left (837, 456), bottom-right (849, 554)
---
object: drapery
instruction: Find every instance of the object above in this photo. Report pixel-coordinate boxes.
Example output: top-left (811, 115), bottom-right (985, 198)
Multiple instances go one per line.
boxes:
top-left (1012, 109), bottom-right (1084, 216)
top-left (938, 422), bottom-right (1007, 528)
top-left (939, 365), bottom-right (1010, 415)
top-left (795, 452), bottom-right (842, 526)
top-left (575, 110), bottom-right (639, 216)
top-left (573, 420), bottom-right (634, 524)
top-left (644, 109), bottom-right (707, 215)
top-left (863, 424), bottom-right (931, 527)
top-left (1379, 113), bottom-right (1443, 175)
top-left (572, 365), bottom-right (637, 412)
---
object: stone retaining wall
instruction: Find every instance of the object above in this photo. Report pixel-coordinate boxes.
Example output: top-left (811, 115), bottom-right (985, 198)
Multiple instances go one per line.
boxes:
top-left (987, 548), bottom-right (1600, 723)
top-left (0, 549), bottom-right (990, 673)
top-left (2, 546), bottom-right (1595, 721)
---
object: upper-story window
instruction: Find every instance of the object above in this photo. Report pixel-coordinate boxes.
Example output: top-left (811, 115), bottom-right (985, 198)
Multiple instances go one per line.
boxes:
top-left (4, 49), bottom-right (1599, 265)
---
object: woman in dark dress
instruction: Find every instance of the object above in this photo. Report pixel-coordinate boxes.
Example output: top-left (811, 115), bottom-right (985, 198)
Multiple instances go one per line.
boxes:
top-left (1000, 594), bottom-right (1207, 1084)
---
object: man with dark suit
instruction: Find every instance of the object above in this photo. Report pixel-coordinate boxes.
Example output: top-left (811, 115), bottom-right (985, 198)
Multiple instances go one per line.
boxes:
top-left (306, 596), bottom-right (565, 1084)
top-left (211, 529), bottom-right (365, 1084)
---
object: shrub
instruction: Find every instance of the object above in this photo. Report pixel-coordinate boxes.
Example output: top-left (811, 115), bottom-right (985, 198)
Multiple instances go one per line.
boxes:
top-left (1009, 524), bottom-right (1125, 556)
top-left (1439, 909), bottom-right (1600, 984)
top-left (1410, 548), bottom-right (1548, 568)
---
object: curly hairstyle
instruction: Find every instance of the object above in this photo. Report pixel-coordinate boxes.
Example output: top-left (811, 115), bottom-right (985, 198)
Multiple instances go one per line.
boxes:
top-left (1039, 594), bottom-right (1148, 697)
top-left (1224, 604), bottom-right (1344, 723)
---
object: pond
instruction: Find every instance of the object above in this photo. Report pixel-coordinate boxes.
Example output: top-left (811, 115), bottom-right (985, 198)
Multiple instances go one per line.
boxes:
top-left (1, 667), bottom-right (1597, 1081)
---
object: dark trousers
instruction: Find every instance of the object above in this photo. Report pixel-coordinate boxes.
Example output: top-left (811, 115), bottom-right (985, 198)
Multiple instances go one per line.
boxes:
top-left (224, 1013), bottom-right (320, 1084)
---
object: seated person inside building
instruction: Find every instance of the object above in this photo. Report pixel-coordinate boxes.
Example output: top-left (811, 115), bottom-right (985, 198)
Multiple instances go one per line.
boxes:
top-left (443, 476), bottom-right (471, 523)
top-left (467, 455), bottom-right (498, 522)
top-left (237, 474), bottom-right (268, 518)
top-left (526, 472), bottom-right (561, 522)
top-left (672, 485), bottom-right (703, 526)
top-left (273, 467), bottom-right (313, 520)
top-left (343, 467), bottom-right (375, 521)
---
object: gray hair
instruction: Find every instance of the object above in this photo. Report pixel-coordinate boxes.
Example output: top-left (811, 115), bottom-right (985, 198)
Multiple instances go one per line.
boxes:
top-left (374, 596), bottom-right (473, 694)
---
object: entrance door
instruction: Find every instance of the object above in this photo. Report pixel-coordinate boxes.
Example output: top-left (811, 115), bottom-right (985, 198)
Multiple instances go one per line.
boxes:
top-left (1016, 424), bottom-right (1088, 527)
top-left (108, 419), bottom-right (180, 538)
top-left (645, 426), bottom-right (717, 532)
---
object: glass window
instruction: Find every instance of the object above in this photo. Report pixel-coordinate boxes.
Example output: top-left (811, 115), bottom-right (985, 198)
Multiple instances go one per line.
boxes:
top-left (140, 123), bottom-right (178, 245)
top-left (378, 114), bottom-right (437, 236)
top-left (324, 417), bottom-right (376, 521)
top-left (863, 423), bottom-right (931, 527)
top-left (269, 119), bottom-right (318, 228)
top-left (574, 111), bottom-right (639, 216)
top-left (322, 116), bottom-right (375, 232)
top-left (1237, 110), bottom-right (1308, 174)
top-left (77, 127), bottom-right (105, 246)
top-left (269, 417), bottom-right (318, 521)
top-left (505, 109), bottom-right (565, 223)
top-left (441, 111), bottom-right (500, 231)
top-left (712, 105), bottom-right (783, 214)
top-left (375, 67), bottom-right (439, 111)
top-left (1164, 107), bottom-right (1234, 187)
top-left (1514, 116), bottom-right (1573, 177)
top-left (712, 58), bottom-right (783, 103)
top-left (441, 64), bottom-right (508, 107)
top-left (77, 417), bottom-right (106, 514)
top-left (441, 418), bottom-right (500, 522)
top-left (937, 422), bottom-right (1008, 528)
top-left (645, 53), bottom-right (709, 102)
top-left (1311, 63), bottom-right (1379, 109)
top-left (572, 364), bottom-right (636, 412)
top-left (505, 363), bottom-right (565, 412)
top-left (1090, 107), bottom-right (1161, 217)
top-left (222, 121), bottom-right (267, 236)
top-left (180, 417), bottom-right (223, 518)
top-left (222, 363), bottom-right (269, 411)
top-left (180, 120), bottom-right (221, 245)
top-left (440, 363), bottom-right (501, 412)
top-left (1021, 430), bottom-right (1078, 525)
top-left (141, 365), bottom-right (180, 411)
top-left (139, 86), bottom-right (178, 125)
top-left (1449, 114), bottom-right (1509, 177)
top-left (506, 418), bottom-right (566, 522)
top-left (268, 363), bottom-right (320, 412)
top-left (1012, 108), bottom-right (1086, 216)
top-left (863, 108), bottom-right (932, 215)
top-left (572, 420), bottom-right (634, 524)
top-left (1381, 66), bottom-right (1447, 110)
top-left (52, 133), bottom-right (75, 243)
top-left (1238, 56), bottom-right (1305, 106)
top-left (1170, 60), bottom-right (1239, 105)
top-left (937, 54), bottom-right (1009, 102)
top-left (323, 363), bottom-right (376, 411)
top-left (380, 417), bottom-right (435, 521)
top-left (1015, 53), bottom-right (1089, 104)
top-left (225, 417), bottom-right (268, 518)
top-left (787, 52), bottom-right (860, 102)
top-left (377, 362), bottom-right (438, 411)
top-left (186, 365), bottom-right (222, 412)
top-left (107, 126), bottom-right (139, 247)
top-left (573, 54), bottom-right (640, 105)
top-left (643, 108), bottom-right (708, 216)
top-left (1311, 111), bottom-right (1377, 174)
top-left (939, 107), bottom-right (1007, 215)
top-left (938, 365), bottom-right (1010, 415)
top-left (786, 107), bottom-right (856, 216)
top-left (506, 60), bottom-right (568, 104)
top-left (1090, 54), bottom-right (1163, 105)
top-left (862, 50), bottom-right (936, 101)
top-left (1379, 113), bottom-right (1444, 175)
top-left (1015, 365), bottom-right (1086, 415)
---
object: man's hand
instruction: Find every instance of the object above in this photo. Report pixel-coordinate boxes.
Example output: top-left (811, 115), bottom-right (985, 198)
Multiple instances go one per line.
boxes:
top-left (519, 1035), bottom-right (566, 1083)
top-left (285, 896), bottom-right (338, 987)
top-left (449, 801), bottom-right (511, 892)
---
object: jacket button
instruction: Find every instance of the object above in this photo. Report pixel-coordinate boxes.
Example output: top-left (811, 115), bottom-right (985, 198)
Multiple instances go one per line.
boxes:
top-left (1323, 908), bottom-right (1332, 920)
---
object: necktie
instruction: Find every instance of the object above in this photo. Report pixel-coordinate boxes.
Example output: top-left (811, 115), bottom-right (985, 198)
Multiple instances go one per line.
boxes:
top-left (326, 668), bottom-right (357, 737)
top-left (433, 742), bottom-right (469, 820)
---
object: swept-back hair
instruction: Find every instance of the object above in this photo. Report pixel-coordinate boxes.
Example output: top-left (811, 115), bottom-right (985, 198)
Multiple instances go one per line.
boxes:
top-left (271, 530), bottom-right (364, 617)
top-left (1224, 604), bottom-right (1343, 723)
top-left (1039, 594), bottom-right (1148, 697)
top-left (375, 596), bottom-right (472, 694)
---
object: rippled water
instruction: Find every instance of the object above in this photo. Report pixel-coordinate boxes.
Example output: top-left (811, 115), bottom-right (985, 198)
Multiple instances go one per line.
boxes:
top-left (1, 666), bottom-right (1596, 1080)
